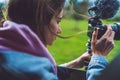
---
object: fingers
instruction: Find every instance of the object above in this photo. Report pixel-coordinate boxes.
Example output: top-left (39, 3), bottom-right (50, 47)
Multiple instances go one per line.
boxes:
top-left (103, 31), bottom-right (115, 48)
top-left (103, 42), bottom-right (114, 56)
top-left (100, 25), bottom-right (114, 47)
top-left (101, 25), bottom-right (115, 53)
top-left (105, 31), bottom-right (115, 50)
top-left (100, 26), bottom-right (115, 56)
top-left (109, 31), bottom-right (115, 40)
top-left (91, 28), bottom-right (98, 44)
top-left (102, 25), bottom-right (112, 38)
top-left (91, 25), bottom-right (115, 56)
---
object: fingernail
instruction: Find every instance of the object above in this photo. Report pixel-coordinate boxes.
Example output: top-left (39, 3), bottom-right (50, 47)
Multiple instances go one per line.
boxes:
top-left (94, 27), bottom-right (97, 31)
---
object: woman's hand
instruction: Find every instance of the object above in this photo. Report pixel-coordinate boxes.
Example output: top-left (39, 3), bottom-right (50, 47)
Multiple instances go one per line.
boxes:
top-left (61, 52), bottom-right (91, 68)
top-left (91, 25), bottom-right (115, 56)
top-left (73, 52), bottom-right (91, 68)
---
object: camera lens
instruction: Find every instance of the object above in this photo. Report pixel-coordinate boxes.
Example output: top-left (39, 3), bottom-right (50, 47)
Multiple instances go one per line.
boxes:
top-left (111, 23), bottom-right (120, 40)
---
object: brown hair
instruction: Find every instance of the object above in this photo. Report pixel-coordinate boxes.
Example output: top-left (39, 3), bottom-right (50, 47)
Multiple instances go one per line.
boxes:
top-left (7, 0), bottom-right (65, 43)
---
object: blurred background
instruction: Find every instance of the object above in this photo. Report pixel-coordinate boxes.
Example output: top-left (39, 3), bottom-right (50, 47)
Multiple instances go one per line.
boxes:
top-left (48, 0), bottom-right (120, 65)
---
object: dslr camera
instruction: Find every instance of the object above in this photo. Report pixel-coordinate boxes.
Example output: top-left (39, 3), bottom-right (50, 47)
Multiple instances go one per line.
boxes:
top-left (87, 0), bottom-right (120, 40)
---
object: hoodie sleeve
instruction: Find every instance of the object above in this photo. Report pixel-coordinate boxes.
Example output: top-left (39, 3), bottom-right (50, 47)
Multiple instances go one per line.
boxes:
top-left (86, 54), bottom-right (108, 80)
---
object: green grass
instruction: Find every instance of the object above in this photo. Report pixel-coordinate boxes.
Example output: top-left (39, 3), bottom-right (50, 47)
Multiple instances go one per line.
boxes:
top-left (47, 19), bottom-right (120, 65)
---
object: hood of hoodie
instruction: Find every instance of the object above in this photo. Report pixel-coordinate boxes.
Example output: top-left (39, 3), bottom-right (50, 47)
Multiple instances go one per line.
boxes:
top-left (0, 20), bottom-right (56, 66)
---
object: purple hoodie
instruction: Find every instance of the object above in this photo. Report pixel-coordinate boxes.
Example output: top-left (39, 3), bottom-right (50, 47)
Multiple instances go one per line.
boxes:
top-left (0, 20), bottom-right (57, 72)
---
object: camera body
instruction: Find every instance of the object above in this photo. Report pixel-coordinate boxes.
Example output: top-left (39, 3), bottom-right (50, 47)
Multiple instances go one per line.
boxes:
top-left (88, 17), bottom-right (120, 40)
top-left (87, 0), bottom-right (120, 40)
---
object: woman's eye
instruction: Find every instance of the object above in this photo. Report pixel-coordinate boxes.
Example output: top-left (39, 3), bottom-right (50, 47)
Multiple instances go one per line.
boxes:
top-left (57, 20), bottom-right (61, 24)
top-left (57, 21), bottom-right (59, 24)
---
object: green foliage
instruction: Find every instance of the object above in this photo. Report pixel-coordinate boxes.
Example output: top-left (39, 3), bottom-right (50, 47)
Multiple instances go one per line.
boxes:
top-left (48, 19), bottom-right (120, 65)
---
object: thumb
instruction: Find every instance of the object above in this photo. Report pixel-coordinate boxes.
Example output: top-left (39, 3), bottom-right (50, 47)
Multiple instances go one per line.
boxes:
top-left (91, 28), bottom-right (98, 44)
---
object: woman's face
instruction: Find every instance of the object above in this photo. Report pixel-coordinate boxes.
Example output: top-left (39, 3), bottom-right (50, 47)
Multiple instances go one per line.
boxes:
top-left (44, 10), bottom-right (63, 46)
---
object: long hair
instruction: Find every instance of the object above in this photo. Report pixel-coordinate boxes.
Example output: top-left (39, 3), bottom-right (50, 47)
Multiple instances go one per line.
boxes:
top-left (7, 0), bottom-right (65, 43)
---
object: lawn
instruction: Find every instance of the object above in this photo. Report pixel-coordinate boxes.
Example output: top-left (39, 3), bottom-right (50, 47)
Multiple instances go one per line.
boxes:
top-left (47, 18), bottom-right (120, 65)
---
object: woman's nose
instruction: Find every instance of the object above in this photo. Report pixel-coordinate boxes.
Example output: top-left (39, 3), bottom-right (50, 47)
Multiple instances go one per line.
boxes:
top-left (57, 27), bottom-right (62, 34)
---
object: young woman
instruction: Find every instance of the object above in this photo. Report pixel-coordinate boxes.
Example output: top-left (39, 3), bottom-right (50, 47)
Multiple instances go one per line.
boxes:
top-left (0, 0), bottom-right (115, 80)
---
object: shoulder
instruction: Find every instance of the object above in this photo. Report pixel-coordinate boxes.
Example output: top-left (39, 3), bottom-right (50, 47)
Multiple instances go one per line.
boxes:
top-left (0, 50), bottom-right (58, 80)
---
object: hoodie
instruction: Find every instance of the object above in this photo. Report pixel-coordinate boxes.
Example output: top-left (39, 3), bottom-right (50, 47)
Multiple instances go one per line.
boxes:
top-left (0, 20), bottom-right (56, 72)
